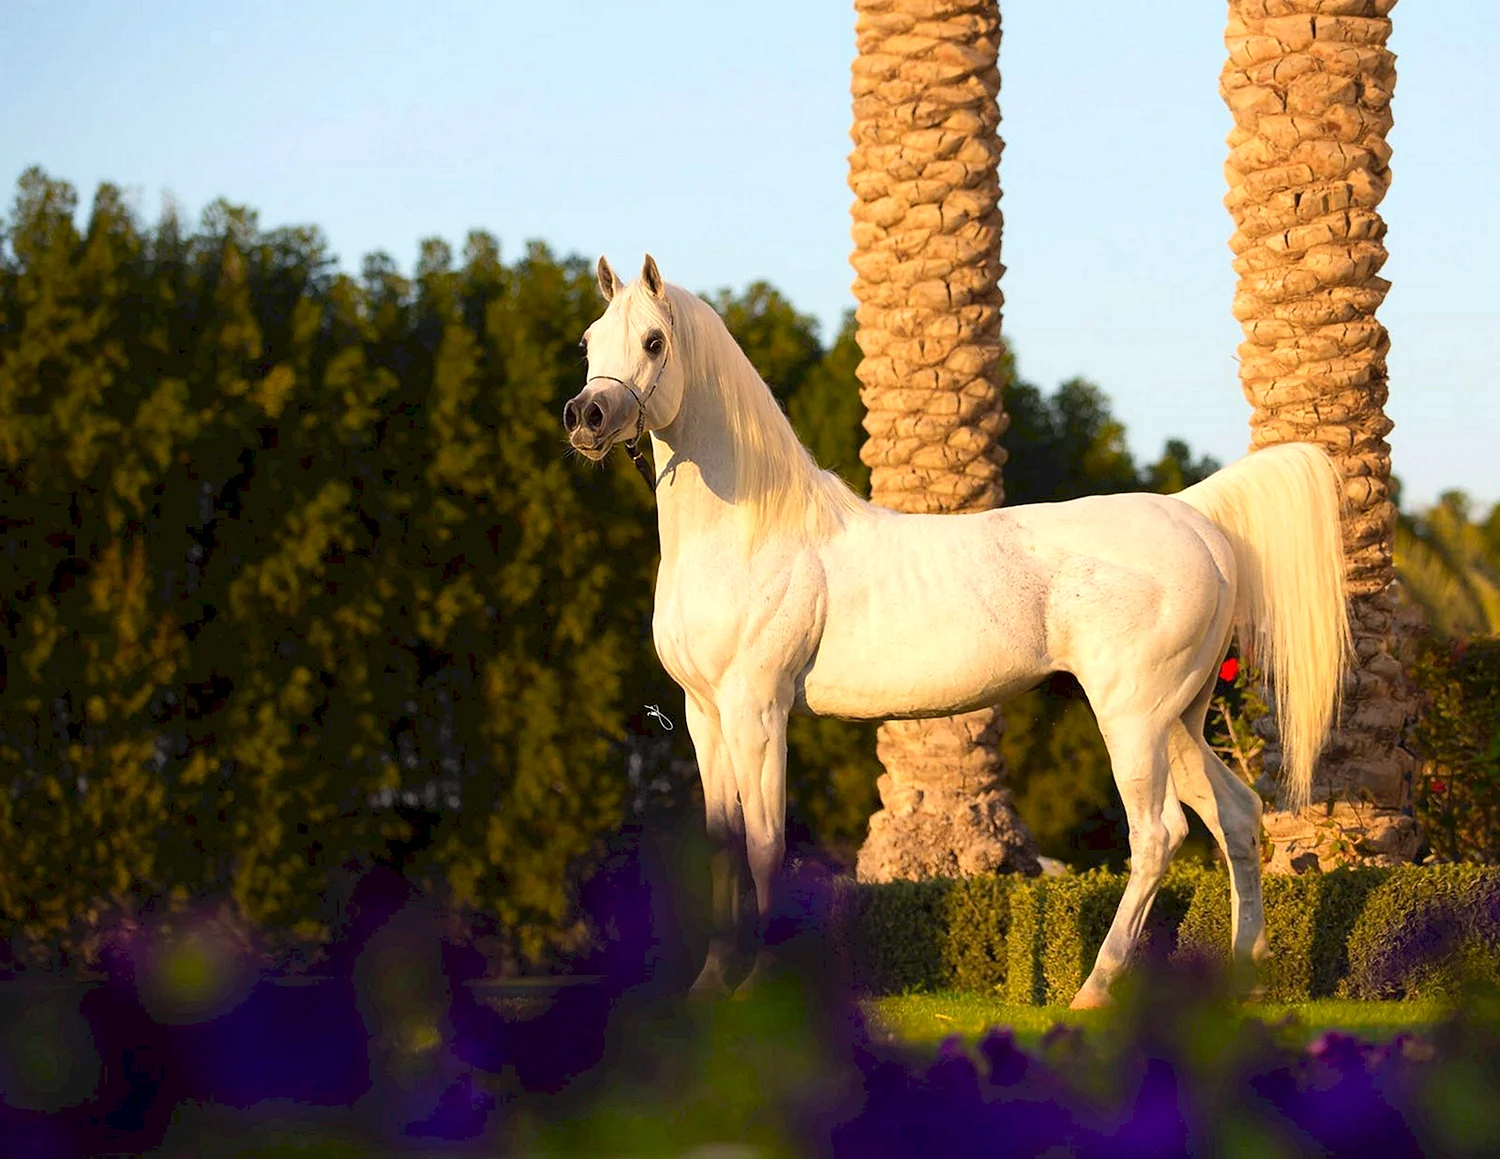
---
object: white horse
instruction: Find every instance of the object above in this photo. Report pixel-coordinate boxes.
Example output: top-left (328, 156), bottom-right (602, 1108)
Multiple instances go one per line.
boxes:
top-left (564, 255), bottom-right (1350, 1007)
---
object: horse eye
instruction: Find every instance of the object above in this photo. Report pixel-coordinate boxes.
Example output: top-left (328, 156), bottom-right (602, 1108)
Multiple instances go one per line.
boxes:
top-left (644, 333), bottom-right (664, 357)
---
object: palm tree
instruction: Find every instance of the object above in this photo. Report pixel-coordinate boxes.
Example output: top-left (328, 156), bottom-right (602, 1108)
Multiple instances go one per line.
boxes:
top-left (1221, 0), bottom-right (1420, 868)
top-left (848, 0), bottom-right (1038, 880)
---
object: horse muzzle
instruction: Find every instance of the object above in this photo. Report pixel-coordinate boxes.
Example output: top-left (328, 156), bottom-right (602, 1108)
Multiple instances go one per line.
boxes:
top-left (562, 382), bottom-right (634, 459)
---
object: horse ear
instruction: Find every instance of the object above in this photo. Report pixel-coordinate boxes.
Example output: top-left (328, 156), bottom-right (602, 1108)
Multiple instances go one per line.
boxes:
top-left (597, 256), bottom-right (620, 302)
top-left (641, 254), bottom-right (664, 299)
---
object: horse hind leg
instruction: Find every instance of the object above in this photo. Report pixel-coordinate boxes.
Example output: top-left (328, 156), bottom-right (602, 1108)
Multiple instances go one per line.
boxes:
top-left (1168, 681), bottom-right (1270, 994)
top-left (1071, 711), bottom-right (1179, 1010)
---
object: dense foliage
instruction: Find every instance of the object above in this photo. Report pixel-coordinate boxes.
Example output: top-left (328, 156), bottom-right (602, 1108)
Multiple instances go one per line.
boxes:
top-left (1407, 637), bottom-right (1500, 864)
top-left (1395, 491), bottom-right (1500, 638)
top-left (0, 169), bottom-right (686, 966)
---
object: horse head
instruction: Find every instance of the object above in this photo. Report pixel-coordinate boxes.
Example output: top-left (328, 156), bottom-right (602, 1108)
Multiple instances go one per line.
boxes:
top-left (563, 254), bottom-right (684, 463)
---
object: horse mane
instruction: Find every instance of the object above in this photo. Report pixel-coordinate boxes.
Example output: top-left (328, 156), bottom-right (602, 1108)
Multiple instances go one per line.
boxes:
top-left (628, 281), bottom-right (869, 541)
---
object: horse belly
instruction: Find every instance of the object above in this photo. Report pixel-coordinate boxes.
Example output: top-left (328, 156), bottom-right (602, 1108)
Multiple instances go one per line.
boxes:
top-left (796, 585), bottom-right (1049, 720)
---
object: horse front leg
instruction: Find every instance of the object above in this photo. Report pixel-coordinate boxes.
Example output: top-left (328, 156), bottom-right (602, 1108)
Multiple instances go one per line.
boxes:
top-left (716, 678), bottom-right (791, 1000)
top-left (685, 697), bottom-right (746, 999)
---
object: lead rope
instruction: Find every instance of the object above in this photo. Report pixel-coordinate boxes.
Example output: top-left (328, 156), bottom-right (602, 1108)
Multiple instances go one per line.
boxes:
top-left (623, 436), bottom-right (657, 492)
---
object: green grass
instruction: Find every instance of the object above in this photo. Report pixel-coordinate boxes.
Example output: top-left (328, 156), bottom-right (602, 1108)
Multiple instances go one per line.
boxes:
top-left (863, 991), bottom-right (1452, 1050)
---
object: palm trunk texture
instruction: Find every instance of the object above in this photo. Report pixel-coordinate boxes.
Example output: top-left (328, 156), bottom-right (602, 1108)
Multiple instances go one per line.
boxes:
top-left (1222, 0), bottom-right (1420, 870)
top-left (848, 0), bottom-right (1039, 882)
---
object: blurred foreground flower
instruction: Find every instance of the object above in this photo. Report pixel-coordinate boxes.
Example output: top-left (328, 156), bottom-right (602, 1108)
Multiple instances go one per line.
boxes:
top-left (2, 864), bottom-right (1499, 1156)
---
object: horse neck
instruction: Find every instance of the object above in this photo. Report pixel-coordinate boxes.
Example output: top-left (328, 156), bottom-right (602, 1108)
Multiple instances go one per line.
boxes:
top-left (647, 375), bottom-right (743, 564)
top-left (646, 295), bottom-right (860, 561)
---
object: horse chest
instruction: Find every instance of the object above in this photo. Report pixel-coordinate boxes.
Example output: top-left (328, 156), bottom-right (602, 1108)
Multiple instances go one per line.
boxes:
top-left (652, 585), bottom-right (724, 693)
top-left (651, 549), bottom-right (822, 696)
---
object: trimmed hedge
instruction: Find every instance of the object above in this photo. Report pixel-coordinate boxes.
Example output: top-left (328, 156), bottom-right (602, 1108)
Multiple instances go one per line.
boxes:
top-left (1003, 877), bottom-right (1042, 1004)
top-left (847, 875), bottom-right (1018, 996)
top-left (849, 863), bottom-right (1500, 1004)
top-left (1174, 867), bottom-right (1405, 1000)
top-left (1343, 865), bottom-right (1500, 998)
top-left (847, 879), bottom-right (958, 994)
top-left (1027, 865), bottom-right (1201, 1006)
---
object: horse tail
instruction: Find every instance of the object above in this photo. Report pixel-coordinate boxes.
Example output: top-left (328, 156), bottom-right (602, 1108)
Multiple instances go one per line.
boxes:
top-left (1174, 443), bottom-right (1351, 812)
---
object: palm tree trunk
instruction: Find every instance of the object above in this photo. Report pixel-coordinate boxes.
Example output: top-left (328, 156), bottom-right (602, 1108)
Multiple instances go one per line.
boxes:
top-left (849, 0), bottom-right (1039, 881)
top-left (1222, 0), bottom-right (1420, 870)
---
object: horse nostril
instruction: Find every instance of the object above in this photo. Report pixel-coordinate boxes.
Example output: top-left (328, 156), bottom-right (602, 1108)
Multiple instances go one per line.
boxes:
top-left (584, 402), bottom-right (605, 432)
top-left (562, 400), bottom-right (580, 431)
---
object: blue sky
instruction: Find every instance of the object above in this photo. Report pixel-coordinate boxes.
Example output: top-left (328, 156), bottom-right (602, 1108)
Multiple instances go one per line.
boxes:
top-left (4, 0), bottom-right (1495, 509)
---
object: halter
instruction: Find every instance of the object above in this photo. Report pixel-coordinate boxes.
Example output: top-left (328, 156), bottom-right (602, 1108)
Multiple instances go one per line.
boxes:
top-left (584, 297), bottom-right (674, 492)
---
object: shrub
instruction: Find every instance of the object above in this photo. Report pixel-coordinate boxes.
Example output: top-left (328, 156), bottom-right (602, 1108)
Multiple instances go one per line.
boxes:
top-left (852, 864), bottom-right (1500, 1004)
top-left (1409, 637), bottom-right (1500, 864)
top-left (1304, 867), bottom-right (1389, 997)
top-left (848, 879), bottom-right (954, 994)
top-left (942, 873), bottom-right (1016, 994)
top-left (1142, 862), bottom-right (1208, 963)
top-left (848, 875), bottom-right (1019, 996)
top-left (1343, 865), bottom-right (1500, 998)
top-left (1004, 878), bottom-right (1044, 1005)
top-left (1172, 868), bottom-right (1230, 972)
top-left (1176, 867), bottom-right (1390, 1000)
top-left (1005, 866), bottom-right (1195, 1005)
top-left (1038, 869), bottom-right (1126, 1004)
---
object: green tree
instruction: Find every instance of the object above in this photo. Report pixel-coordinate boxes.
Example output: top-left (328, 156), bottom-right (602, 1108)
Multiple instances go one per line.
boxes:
top-left (1144, 438), bottom-right (1221, 496)
top-left (790, 313), bottom-right (869, 496)
top-left (1395, 491), bottom-right (1500, 639)
top-left (0, 172), bottom-right (219, 952)
top-left (1001, 374), bottom-right (1140, 506)
top-left (0, 175), bottom-right (693, 965)
top-left (426, 241), bottom-right (677, 959)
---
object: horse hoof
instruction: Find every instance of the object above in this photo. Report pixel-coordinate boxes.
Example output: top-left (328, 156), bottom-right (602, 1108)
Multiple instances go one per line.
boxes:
top-left (687, 981), bottom-right (730, 1003)
top-left (732, 968), bottom-right (772, 1001)
top-left (732, 950), bottom-right (777, 1000)
top-left (1069, 988), bottom-right (1111, 1011)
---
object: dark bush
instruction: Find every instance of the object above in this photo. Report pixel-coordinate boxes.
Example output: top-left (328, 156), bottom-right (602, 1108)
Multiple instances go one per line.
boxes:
top-left (848, 875), bottom-right (1018, 996)
top-left (849, 879), bottom-right (956, 994)
top-left (1409, 637), bottom-right (1500, 864)
top-left (944, 873), bottom-right (1016, 994)
top-left (1038, 869), bottom-right (1127, 1004)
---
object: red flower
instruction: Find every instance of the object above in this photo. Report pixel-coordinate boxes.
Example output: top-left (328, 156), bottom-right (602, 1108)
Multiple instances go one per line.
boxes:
top-left (1219, 658), bottom-right (1239, 682)
top-left (1429, 779), bottom-right (1447, 795)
